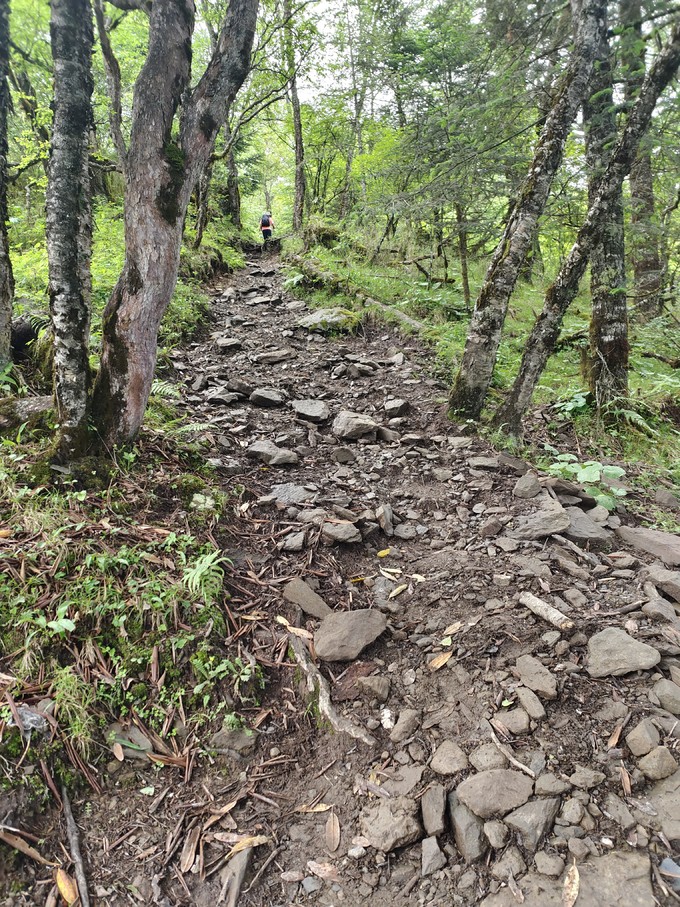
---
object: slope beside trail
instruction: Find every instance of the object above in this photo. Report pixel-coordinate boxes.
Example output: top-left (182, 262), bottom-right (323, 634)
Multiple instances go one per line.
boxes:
top-left (6, 254), bottom-right (680, 906)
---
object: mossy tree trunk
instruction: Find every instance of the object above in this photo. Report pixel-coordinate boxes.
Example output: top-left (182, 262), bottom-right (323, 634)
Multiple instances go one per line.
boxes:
top-left (0, 0), bottom-right (13, 372)
top-left (92, 0), bottom-right (258, 448)
top-left (46, 0), bottom-right (94, 459)
top-left (583, 3), bottom-right (628, 413)
top-left (494, 24), bottom-right (680, 434)
top-left (621, 0), bottom-right (663, 321)
top-left (447, 0), bottom-right (605, 421)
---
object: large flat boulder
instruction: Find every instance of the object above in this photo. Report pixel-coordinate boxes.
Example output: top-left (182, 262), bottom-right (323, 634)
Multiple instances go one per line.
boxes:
top-left (455, 769), bottom-right (533, 819)
top-left (314, 609), bottom-right (387, 661)
top-left (586, 627), bottom-right (660, 677)
top-left (617, 526), bottom-right (680, 566)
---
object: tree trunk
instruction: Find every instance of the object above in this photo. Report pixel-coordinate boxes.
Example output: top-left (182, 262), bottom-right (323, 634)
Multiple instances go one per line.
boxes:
top-left (92, 0), bottom-right (258, 448)
top-left (448, 0), bottom-right (605, 421)
top-left (583, 7), bottom-right (628, 413)
top-left (455, 203), bottom-right (471, 311)
top-left (283, 0), bottom-right (305, 231)
top-left (621, 0), bottom-right (663, 320)
top-left (494, 24), bottom-right (680, 433)
top-left (0, 0), bottom-right (13, 372)
top-left (222, 126), bottom-right (241, 229)
top-left (46, 0), bottom-right (94, 459)
top-left (194, 159), bottom-right (213, 250)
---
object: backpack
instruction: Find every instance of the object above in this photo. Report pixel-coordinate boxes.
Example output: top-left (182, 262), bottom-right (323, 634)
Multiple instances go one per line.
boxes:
top-left (261, 214), bottom-right (271, 227)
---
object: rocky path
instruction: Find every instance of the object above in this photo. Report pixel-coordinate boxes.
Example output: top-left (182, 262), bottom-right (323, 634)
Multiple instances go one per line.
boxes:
top-left (66, 257), bottom-right (680, 905)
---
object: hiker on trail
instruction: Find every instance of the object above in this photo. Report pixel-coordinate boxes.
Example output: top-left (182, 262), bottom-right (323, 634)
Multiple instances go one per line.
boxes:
top-left (260, 211), bottom-right (275, 243)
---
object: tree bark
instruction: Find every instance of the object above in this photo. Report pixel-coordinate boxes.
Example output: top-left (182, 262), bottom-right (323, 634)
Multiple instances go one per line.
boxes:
top-left (0, 0), bottom-right (13, 372)
top-left (583, 3), bottom-right (628, 412)
top-left (455, 203), bottom-right (471, 310)
top-left (448, 0), bottom-right (605, 421)
top-left (46, 0), bottom-right (94, 459)
top-left (92, 0), bottom-right (258, 448)
top-left (494, 24), bottom-right (680, 433)
top-left (621, 0), bottom-right (663, 320)
top-left (283, 0), bottom-right (306, 231)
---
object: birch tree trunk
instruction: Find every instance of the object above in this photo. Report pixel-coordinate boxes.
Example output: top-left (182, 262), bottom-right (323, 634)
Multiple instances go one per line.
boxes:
top-left (583, 5), bottom-right (628, 412)
top-left (92, 0), bottom-right (258, 448)
top-left (46, 0), bottom-right (94, 459)
top-left (494, 24), bottom-right (680, 434)
top-left (283, 0), bottom-right (306, 231)
top-left (447, 0), bottom-right (605, 421)
top-left (0, 0), bottom-right (13, 372)
top-left (621, 0), bottom-right (663, 320)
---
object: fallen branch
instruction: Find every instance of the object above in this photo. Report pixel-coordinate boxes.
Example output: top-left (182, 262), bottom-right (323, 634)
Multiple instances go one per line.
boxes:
top-left (61, 786), bottom-right (91, 907)
top-left (642, 351), bottom-right (680, 369)
top-left (490, 729), bottom-right (536, 779)
top-left (288, 635), bottom-right (377, 747)
top-left (518, 591), bottom-right (574, 630)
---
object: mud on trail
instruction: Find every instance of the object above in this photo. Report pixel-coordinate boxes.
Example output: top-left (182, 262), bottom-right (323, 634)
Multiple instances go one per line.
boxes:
top-left (3, 254), bottom-right (680, 906)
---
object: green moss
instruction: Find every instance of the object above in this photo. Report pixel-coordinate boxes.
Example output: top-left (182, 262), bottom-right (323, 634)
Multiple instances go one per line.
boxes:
top-left (157, 139), bottom-right (186, 226)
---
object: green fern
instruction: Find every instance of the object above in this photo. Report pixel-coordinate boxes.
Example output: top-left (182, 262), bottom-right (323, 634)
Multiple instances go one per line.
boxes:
top-left (182, 549), bottom-right (230, 604)
top-left (172, 422), bottom-right (214, 435)
top-left (151, 379), bottom-right (180, 399)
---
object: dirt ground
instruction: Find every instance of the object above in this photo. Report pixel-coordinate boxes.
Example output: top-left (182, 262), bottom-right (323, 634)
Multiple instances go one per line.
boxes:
top-left (2, 253), bottom-right (680, 906)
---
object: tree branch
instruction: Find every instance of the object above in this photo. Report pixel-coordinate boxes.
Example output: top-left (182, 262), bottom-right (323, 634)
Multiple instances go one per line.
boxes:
top-left (94, 0), bottom-right (127, 170)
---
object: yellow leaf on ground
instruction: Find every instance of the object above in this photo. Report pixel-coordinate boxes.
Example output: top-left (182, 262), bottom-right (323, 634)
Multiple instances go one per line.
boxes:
top-left (296, 803), bottom-right (333, 813)
top-left (562, 862), bottom-right (579, 907)
top-left (325, 812), bottom-right (340, 853)
top-left (388, 584), bottom-right (408, 599)
top-left (55, 869), bottom-right (78, 905)
top-left (0, 529), bottom-right (11, 539)
top-left (428, 652), bottom-right (453, 672)
top-left (225, 835), bottom-right (269, 860)
top-left (307, 860), bottom-right (339, 881)
top-left (377, 549), bottom-right (391, 558)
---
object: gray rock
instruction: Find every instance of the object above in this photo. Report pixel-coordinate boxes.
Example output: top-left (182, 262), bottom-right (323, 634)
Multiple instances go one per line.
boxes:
top-left (357, 675), bottom-right (390, 701)
top-left (331, 446), bottom-right (356, 463)
top-left (515, 655), bottom-right (558, 700)
top-left (516, 686), bottom-right (547, 720)
top-left (654, 679), bottom-right (680, 715)
top-left (359, 796), bottom-right (423, 852)
top-left (558, 798), bottom-right (584, 825)
top-left (468, 456), bottom-right (500, 470)
top-left (247, 440), bottom-right (299, 466)
top-left (456, 769), bottom-right (533, 819)
top-left (646, 768), bottom-right (680, 842)
top-left (513, 473), bottom-right (542, 499)
top-left (269, 483), bottom-right (315, 505)
top-left (215, 336), bottom-right (242, 351)
top-left (384, 398), bottom-right (409, 418)
top-left (448, 793), bottom-right (488, 863)
top-left (534, 773), bottom-right (571, 796)
top-left (504, 797), bottom-right (560, 851)
top-left (586, 627), bottom-right (660, 677)
top-left (508, 502), bottom-right (570, 540)
top-left (497, 708), bottom-right (530, 735)
top-left (383, 764), bottom-right (424, 797)
top-left (249, 387), bottom-right (287, 407)
top-left (205, 388), bottom-right (240, 405)
top-left (297, 308), bottom-right (357, 332)
top-left (490, 845), bottom-right (526, 880)
top-left (253, 347), bottom-right (296, 365)
top-left (616, 525), bottom-right (680, 567)
top-left (421, 784), bottom-right (447, 837)
top-left (483, 820), bottom-right (509, 850)
top-left (301, 877), bottom-right (322, 893)
top-left (655, 488), bottom-right (680, 511)
top-left (314, 609), bottom-right (387, 661)
top-left (469, 743), bottom-right (508, 771)
top-left (533, 851), bottom-right (564, 877)
top-left (421, 836), bottom-right (447, 876)
top-left (210, 726), bottom-right (258, 756)
top-left (564, 507), bottom-right (612, 543)
top-left (281, 531), bottom-right (306, 551)
top-left (332, 410), bottom-right (378, 440)
top-left (390, 709), bottom-right (421, 743)
top-left (282, 578), bottom-right (332, 619)
top-left (642, 597), bottom-right (678, 622)
top-left (569, 766), bottom-right (605, 790)
top-left (431, 740), bottom-right (469, 775)
top-left (602, 793), bottom-right (635, 830)
top-left (106, 722), bottom-right (153, 761)
top-left (638, 746), bottom-right (678, 780)
top-left (640, 564), bottom-right (680, 602)
top-left (660, 858), bottom-right (680, 894)
top-left (292, 399), bottom-right (331, 423)
top-left (321, 520), bottom-right (362, 544)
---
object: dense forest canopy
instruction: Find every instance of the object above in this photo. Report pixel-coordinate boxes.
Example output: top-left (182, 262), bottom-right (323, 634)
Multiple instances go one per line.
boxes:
top-left (0, 0), bottom-right (679, 454)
